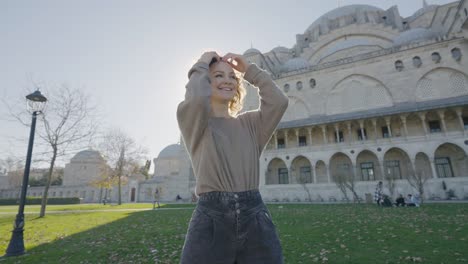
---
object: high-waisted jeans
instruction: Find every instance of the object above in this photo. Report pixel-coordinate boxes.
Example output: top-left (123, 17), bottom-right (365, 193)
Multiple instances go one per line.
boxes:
top-left (180, 190), bottom-right (283, 264)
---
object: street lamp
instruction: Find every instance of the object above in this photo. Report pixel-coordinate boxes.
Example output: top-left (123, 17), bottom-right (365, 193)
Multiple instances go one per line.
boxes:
top-left (5, 90), bottom-right (47, 257)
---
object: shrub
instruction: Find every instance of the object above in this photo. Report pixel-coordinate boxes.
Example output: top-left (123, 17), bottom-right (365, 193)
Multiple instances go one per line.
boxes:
top-left (0, 197), bottom-right (81, 205)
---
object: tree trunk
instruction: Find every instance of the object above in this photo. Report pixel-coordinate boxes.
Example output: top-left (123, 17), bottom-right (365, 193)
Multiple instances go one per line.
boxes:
top-left (118, 174), bottom-right (122, 205)
top-left (301, 183), bottom-right (312, 202)
top-left (40, 147), bottom-right (57, 217)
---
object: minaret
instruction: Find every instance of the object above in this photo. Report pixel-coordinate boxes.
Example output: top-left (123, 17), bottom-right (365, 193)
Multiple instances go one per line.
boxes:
top-left (423, 0), bottom-right (428, 8)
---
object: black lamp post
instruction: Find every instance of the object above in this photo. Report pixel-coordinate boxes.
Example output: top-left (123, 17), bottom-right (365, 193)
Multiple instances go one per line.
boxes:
top-left (5, 90), bottom-right (47, 257)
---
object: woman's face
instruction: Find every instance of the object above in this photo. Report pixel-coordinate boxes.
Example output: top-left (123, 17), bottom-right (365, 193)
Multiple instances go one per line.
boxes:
top-left (209, 61), bottom-right (238, 103)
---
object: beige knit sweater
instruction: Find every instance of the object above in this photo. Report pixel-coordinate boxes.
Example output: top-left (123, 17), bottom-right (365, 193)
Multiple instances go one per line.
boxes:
top-left (177, 62), bottom-right (288, 195)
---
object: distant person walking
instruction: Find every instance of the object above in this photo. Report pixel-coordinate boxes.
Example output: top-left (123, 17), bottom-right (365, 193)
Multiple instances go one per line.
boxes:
top-left (374, 181), bottom-right (383, 206)
top-left (177, 51), bottom-right (288, 263)
top-left (153, 188), bottom-right (160, 209)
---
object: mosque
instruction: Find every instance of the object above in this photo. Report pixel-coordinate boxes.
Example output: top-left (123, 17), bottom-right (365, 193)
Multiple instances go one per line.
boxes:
top-left (1, 0), bottom-right (468, 203)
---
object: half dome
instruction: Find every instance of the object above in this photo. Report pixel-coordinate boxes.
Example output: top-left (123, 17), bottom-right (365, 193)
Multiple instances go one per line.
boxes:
top-left (393, 28), bottom-right (439, 46)
top-left (306, 5), bottom-right (383, 33)
top-left (281, 57), bottom-right (311, 72)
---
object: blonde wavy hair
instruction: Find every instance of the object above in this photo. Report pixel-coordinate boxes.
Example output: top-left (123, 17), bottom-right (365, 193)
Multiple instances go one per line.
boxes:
top-left (209, 60), bottom-right (246, 117)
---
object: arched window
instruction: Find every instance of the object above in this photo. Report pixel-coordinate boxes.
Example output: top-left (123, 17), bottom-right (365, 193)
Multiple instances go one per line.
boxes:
top-left (432, 52), bottom-right (441, 63)
top-left (395, 60), bottom-right (404, 71)
top-left (296, 81), bottom-right (303, 90)
top-left (283, 83), bottom-right (290, 93)
top-left (451, 48), bottom-right (462, 61)
top-left (412, 56), bottom-right (422, 68)
top-left (309, 78), bottom-right (316, 88)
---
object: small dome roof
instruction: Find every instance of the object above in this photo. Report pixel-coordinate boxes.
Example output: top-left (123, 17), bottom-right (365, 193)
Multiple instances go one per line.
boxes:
top-left (157, 144), bottom-right (183, 159)
top-left (393, 28), bottom-right (439, 46)
top-left (306, 5), bottom-right (383, 33)
top-left (71, 149), bottom-right (104, 163)
top-left (243, 48), bottom-right (262, 56)
top-left (271, 46), bottom-right (290, 53)
top-left (281, 57), bottom-right (311, 72)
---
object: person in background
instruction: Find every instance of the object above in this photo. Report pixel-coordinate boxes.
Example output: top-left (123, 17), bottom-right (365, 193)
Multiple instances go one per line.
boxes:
top-left (395, 194), bottom-right (406, 207)
top-left (374, 181), bottom-right (383, 206)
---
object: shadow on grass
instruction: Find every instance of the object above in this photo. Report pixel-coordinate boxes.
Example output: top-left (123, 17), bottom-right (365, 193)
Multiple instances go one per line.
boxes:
top-left (0, 207), bottom-right (195, 264)
top-left (1, 204), bottom-right (467, 263)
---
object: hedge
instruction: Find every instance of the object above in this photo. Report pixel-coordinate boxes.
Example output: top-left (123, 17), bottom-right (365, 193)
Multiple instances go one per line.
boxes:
top-left (0, 197), bottom-right (81, 205)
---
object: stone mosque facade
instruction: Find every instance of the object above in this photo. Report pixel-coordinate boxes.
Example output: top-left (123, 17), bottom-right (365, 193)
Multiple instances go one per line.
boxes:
top-left (1, 1), bottom-right (468, 203)
top-left (154, 0), bottom-right (468, 202)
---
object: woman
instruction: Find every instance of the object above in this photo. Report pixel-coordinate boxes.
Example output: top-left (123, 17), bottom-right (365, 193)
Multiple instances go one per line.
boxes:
top-left (177, 51), bottom-right (288, 263)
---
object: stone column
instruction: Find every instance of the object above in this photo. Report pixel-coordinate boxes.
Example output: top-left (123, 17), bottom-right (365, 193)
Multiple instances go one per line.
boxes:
top-left (326, 163), bottom-right (331, 183)
top-left (312, 164), bottom-right (317, 183)
top-left (385, 117), bottom-right (392, 138)
top-left (372, 119), bottom-right (378, 141)
top-left (307, 127), bottom-right (313, 147)
top-left (273, 132), bottom-right (278, 149)
top-left (418, 112), bottom-right (428, 138)
top-left (400, 115), bottom-right (408, 140)
top-left (284, 130), bottom-right (289, 148)
top-left (379, 158), bottom-right (386, 181)
top-left (359, 120), bottom-right (366, 141)
top-left (437, 110), bottom-right (447, 135)
top-left (346, 122), bottom-right (352, 144)
top-left (321, 125), bottom-right (328, 144)
top-left (295, 129), bottom-right (299, 147)
top-left (409, 159), bottom-right (416, 176)
top-left (430, 158), bottom-right (438, 179)
top-left (455, 108), bottom-right (465, 136)
top-left (334, 124), bottom-right (340, 143)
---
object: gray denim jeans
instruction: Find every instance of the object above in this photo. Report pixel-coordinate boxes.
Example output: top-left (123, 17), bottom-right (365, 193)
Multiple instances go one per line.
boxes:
top-left (180, 190), bottom-right (283, 264)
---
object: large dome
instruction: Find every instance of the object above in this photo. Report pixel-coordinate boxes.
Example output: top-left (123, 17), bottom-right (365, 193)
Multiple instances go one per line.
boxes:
top-left (393, 28), bottom-right (439, 46)
top-left (71, 149), bottom-right (104, 163)
top-left (243, 48), bottom-right (262, 56)
top-left (306, 5), bottom-right (383, 33)
top-left (157, 144), bottom-right (183, 159)
top-left (271, 46), bottom-right (290, 53)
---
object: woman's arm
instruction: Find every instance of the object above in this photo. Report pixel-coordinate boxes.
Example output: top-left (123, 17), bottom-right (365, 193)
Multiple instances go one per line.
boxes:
top-left (243, 64), bottom-right (289, 150)
top-left (177, 52), bottom-right (219, 154)
top-left (222, 53), bottom-right (289, 150)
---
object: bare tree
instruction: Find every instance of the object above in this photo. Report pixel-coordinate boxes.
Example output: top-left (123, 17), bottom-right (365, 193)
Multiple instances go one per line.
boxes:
top-left (384, 169), bottom-right (396, 200)
top-left (332, 170), bottom-right (350, 202)
top-left (6, 85), bottom-right (98, 217)
top-left (2, 157), bottom-right (25, 188)
top-left (297, 171), bottom-right (313, 202)
top-left (332, 166), bottom-right (360, 203)
top-left (407, 168), bottom-right (430, 204)
top-left (99, 129), bottom-right (147, 205)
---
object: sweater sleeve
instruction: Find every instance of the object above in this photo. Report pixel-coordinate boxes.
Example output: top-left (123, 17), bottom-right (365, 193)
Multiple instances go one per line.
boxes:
top-left (176, 62), bottom-right (211, 154)
top-left (242, 64), bottom-right (289, 151)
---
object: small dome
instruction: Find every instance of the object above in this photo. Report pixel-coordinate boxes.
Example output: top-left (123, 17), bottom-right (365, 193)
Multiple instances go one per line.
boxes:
top-left (281, 57), bottom-right (311, 72)
top-left (393, 28), bottom-right (439, 46)
top-left (243, 48), bottom-right (262, 56)
top-left (157, 144), bottom-right (183, 159)
top-left (71, 149), bottom-right (104, 163)
top-left (306, 5), bottom-right (383, 33)
top-left (271, 46), bottom-right (290, 53)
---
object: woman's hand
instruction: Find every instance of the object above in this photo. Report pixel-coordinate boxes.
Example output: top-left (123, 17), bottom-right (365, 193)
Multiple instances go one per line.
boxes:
top-left (198, 51), bottom-right (220, 64)
top-left (222, 53), bottom-right (250, 73)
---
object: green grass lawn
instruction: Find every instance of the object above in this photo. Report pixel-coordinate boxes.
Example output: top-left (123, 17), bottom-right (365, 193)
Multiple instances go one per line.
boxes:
top-left (0, 203), bottom-right (467, 263)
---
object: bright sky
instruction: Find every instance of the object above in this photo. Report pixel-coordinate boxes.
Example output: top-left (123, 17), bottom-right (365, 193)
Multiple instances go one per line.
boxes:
top-left (0, 0), bottom-right (457, 170)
